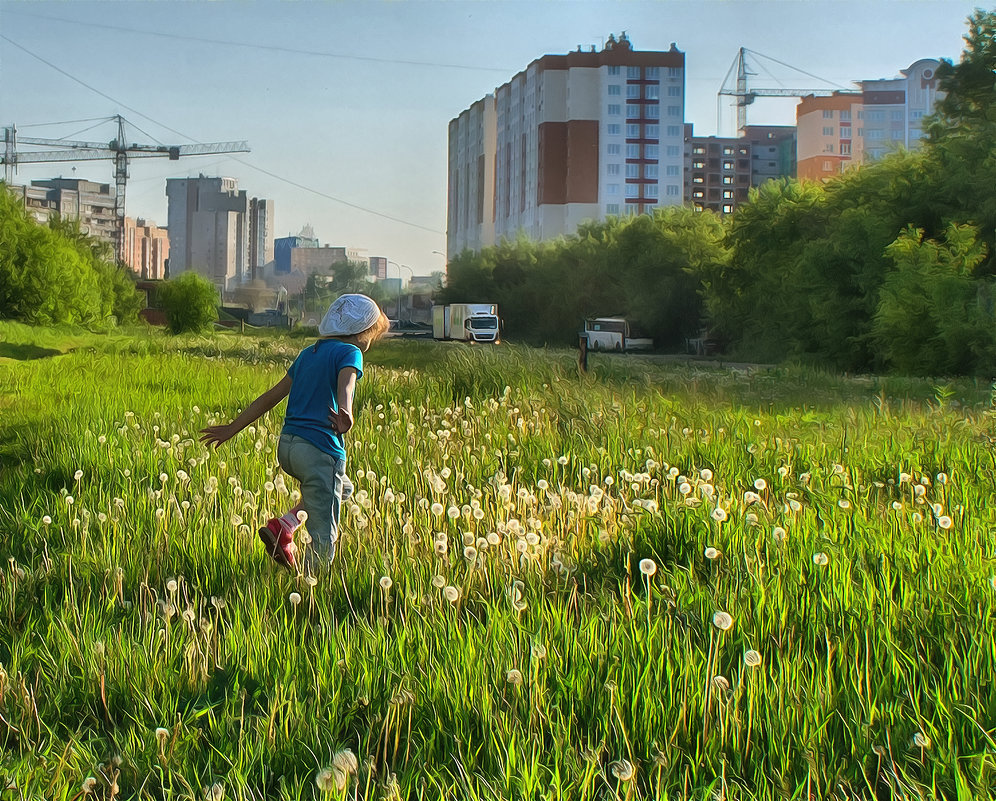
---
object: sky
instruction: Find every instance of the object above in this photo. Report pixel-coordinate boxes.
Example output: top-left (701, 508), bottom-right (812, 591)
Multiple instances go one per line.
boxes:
top-left (0, 0), bottom-right (984, 276)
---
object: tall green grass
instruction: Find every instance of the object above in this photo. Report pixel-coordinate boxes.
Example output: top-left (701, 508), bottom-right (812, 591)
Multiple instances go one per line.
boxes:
top-left (1, 323), bottom-right (994, 799)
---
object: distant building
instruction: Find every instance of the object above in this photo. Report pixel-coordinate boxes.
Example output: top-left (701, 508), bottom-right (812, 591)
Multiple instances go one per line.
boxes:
top-left (448, 33), bottom-right (687, 255)
top-left (797, 59), bottom-right (943, 180)
top-left (369, 256), bottom-right (388, 280)
top-left (9, 178), bottom-right (118, 250)
top-left (273, 234), bottom-right (319, 275)
top-left (683, 125), bottom-right (751, 214)
top-left (742, 125), bottom-right (797, 186)
top-left (166, 175), bottom-right (254, 290)
top-left (123, 217), bottom-right (169, 279)
top-left (290, 245), bottom-right (347, 274)
top-left (248, 198), bottom-right (274, 281)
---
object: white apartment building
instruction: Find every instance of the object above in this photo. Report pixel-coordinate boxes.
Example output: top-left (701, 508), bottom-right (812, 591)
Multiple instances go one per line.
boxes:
top-left (448, 34), bottom-right (686, 256)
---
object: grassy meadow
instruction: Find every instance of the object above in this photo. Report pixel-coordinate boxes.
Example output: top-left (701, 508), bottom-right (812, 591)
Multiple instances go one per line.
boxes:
top-left (1, 320), bottom-right (995, 800)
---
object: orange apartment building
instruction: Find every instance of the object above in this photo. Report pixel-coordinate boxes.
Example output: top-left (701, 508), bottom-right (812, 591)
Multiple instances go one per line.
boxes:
top-left (123, 217), bottom-right (169, 279)
top-left (796, 92), bottom-right (862, 181)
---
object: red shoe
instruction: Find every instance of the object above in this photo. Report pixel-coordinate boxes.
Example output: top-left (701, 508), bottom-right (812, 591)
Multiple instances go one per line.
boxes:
top-left (258, 518), bottom-right (296, 569)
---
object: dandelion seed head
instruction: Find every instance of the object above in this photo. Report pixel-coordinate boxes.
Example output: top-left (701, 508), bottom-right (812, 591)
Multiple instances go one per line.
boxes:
top-left (772, 526), bottom-right (787, 542)
top-left (712, 674), bottom-right (731, 692)
top-left (74, 469), bottom-right (84, 481)
top-left (506, 668), bottom-right (523, 686)
top-left (913, 732), bottom-right (931, 749)
top-left (82, 777), bottom-right (98, 793)
top-left (743, 649), bottom-right (762, 667)
top-left (166, 578), bottom-right (178, 593)
top-left (430, 502), bottom-right (444, 516)
top-left (711, 506), bottom-right (728, 522)
top-left (155, 727), bottom-right (170, 745)
top-left (431, 575), bottom-right (446, 589)
top-left (315, 768), bottom-right (336, 793)
top-left (532, 642), bottom-right (547, 659)
top-left (379, 576), bottom-right (393, 591)
top-left (712, 611), bottom-right (734, 631)
top-left (838, 499), bottom-right (851, 509)
top-left (753, 478), bottom-right (766, 491)
top-left (639, 558), bottom-right (657, 577)
top-left (704, 547), bottom-right (720, 560)
top-left (813, 552), bottom-right (829, 566)
top-left (610, 759), bottom-right (635, 781)
top-left (443, 585), bottom-right (460, 603)
top-left (42, 515), bottom-right (52, 525)
top-left (937, 515), bottom-right (953, 529)
top-left (289, 592), bottom-right (302, 606)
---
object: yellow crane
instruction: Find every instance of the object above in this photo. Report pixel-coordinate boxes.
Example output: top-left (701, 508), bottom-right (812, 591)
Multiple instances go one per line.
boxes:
top-left (2, 114), bottom-right (249, 262)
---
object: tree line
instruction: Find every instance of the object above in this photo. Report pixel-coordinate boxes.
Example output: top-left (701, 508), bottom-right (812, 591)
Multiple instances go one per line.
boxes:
top-left (439, 9), bottom-right (996, 376)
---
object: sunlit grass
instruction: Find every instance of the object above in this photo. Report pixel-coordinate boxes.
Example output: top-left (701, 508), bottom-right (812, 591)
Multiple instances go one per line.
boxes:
top-left (1, 322), bottom-right (995, 799)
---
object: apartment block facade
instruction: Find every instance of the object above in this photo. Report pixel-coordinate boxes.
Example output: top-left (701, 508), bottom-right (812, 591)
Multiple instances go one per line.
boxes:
top-left (123, 217), bottom-right (169, 280)
top-left (448, 34), bottom-right (686, 255)
top-left (797, 59), bottom-right (942, 180)
top-left (683, 125), bottom-right (751, 214)
top-left (166, 175), bottom-right (251, 290)
top-left (248, 198), bottom-right (274, 282)
top-left (10, 178), bottom-right (118, 249)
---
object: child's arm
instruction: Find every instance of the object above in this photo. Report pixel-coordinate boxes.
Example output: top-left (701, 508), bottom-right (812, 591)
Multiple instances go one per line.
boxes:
top-left (199, 374), bottom-right (293, 448)
top-left (328, 367), bottom-right (358, 435)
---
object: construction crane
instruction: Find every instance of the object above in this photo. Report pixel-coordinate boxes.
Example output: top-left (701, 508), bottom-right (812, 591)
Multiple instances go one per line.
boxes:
top-left (718, 48), bottom-right (846, 136)
top-left (1, 114), bottom-right (249, 262)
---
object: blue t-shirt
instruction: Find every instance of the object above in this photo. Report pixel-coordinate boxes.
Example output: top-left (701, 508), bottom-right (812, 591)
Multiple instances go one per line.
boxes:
top-left (281, 339), bottom-right (363, 459)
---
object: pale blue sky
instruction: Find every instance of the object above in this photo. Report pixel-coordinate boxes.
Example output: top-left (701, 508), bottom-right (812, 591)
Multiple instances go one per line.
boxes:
top-left (0, 0), bottom-right (982, 275)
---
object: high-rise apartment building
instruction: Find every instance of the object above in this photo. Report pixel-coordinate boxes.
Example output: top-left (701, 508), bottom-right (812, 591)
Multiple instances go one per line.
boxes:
top-left (248, 198), bottom-right (274, 282)
top-left (448, 34), bottom-right (686, 255)
top-left (683, 125), bottom-right (751, 215)
top-left (742, 125), bottom-right (797, 186)
top-left (166, 175), bottom-right (271, 290)
top-left (10, 178), bottom-right (118, 249)
top-left (797, 59), bottom-right (942, 180)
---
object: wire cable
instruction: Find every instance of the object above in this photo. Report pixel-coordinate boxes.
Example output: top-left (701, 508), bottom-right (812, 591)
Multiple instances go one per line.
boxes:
top-left (1, 34), bottom-right (444, 235)
top-left (3, 9), bottom-right (513, 73)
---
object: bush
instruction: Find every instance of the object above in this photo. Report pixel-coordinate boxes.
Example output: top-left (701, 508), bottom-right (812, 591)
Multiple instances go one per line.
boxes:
top-left (157, 272), bottom-right (219, 334)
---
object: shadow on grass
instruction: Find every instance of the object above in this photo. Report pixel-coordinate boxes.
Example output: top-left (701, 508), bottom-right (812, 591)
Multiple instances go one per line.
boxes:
top-left (0, 342), bottom-right (64, 361)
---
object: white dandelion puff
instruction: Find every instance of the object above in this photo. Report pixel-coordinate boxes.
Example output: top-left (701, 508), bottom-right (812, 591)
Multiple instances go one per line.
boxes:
top-left (610, 759), bottom-right (635, 781)
top-left (289, 592), bottom-right (302, 606)
top-left (379, 576), bottom-right (393, 591)
top-left (743, 649), bottom-right (762, 667)
top-left (639, 558), bottom-right (657, 577)
top-left (813, 552), bottom-right (829, 566)
top-left (443, 585), bottom-right (460, 603)
top-left (712, 611), bottom-right (734, 631)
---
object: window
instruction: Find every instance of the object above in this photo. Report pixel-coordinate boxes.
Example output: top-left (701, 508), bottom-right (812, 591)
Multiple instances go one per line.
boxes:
top-left (625, 183), bottom-right (640, 198)
top-left (867, 129), bottom-right (883, 140)
top-left (606, 203), bottom-right (620, 214)
top-left (645, 124), bottom-right (659, 138)
top-left (666, 126), bottom-right (681, 137)
top-left (857, 110), bottom-right (864, 120)
top-left (627, 66), bottom-right (641, 78)
top-left (645, 144), bottom-right (659, 158)
top-left (626, 144), bottom-right (640, 158)
top-left (626, 124), bottom-right (640, 137)
top-left (910, 110), bottom-right (924, 120)
top-left (891, 110), bottom-right (903, 121)
top-left (692, 160), bottom-right (705, 169)
top-left (627, 84), bottom-right (641, 98)
top-left (857, 128), bottom-right (864, 137)
top-left (645, 84), bottom-right (659, 99)
top-left (642, 165), bottom-right (657, 178)
top-left (645, 105), bottom-right (660, 119)
top-left (606, 163), bottom-right (620, 175)
top-left (692, 175), bottom-right (704, 184)
top-left (646, 66), bottom-right (660, 78)
top-left (666, 145), bottom-right (680, 156)
top-left (723, 190), bottom-right (734, 199)
top-left (722, 176), bottom-right (733, 184)
top-left (723, 161), bottom-right (734, 170)
top-left (607, 143), bottom-right (621, 155)
top-left (840, 110), bottom-right (851, 121)
top-left (823, 126), bottom-right (834, 136)
top-left (668, 85), bottom-right (681, 97)
top-left (868, 110), bottom-right (885, 122)
top-left (607, 124), bottom-right (621, 135)
top-left (723, 204), bottom-right (734, 214)
top-left (693, 190), bottom-right (704, 199)
top-left (607, 183), bottom-right (620, 195)
top-left (608, 84), bottom-right (621, 95)
top-left (667, 67), bottom-right (681, 78)
top-left (645, 184), bottom-right (659, 198)
top-left (665, 165), bottom-right (678, 176)
top-left (823, 109), bottom-right (834, 119)
top-left (666, 184), bottom-right (680, 196)
top-left (608, 104), bottom-right (621, 116)
top-left (840, 142), bottom-right (851, 155)
top-left (722, 146), bottom-right (734, 155)
top-left (823, 160), bottom-right (833, 171)
top-left (824, 143), bottom-right (835, 152)
top-left (668, 105), bottom-right (681, 117)
top-left (608, 66), bottom-right (620, 75)
top-left (693, 145), bottom-right (706, 155)
top-left (625, 163), bottom-right (640, 178)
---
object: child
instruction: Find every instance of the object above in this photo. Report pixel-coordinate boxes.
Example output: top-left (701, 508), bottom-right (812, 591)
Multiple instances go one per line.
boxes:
top-left (199, 294), bottom-right (390, 571)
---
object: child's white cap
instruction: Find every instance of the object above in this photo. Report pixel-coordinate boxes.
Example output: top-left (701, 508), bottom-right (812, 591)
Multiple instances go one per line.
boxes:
top-left (319, 294), bottom-right (381, 336)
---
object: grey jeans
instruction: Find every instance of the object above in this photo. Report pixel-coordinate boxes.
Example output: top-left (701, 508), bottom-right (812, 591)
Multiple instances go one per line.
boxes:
top-left (276, 433), bottom-right (348, 565)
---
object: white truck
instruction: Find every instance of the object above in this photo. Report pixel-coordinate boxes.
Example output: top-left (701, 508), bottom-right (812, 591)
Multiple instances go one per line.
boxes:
top-left (432, 303), bottom-right (501, 343)
top-left (582, 317), bottom-right (654, 352)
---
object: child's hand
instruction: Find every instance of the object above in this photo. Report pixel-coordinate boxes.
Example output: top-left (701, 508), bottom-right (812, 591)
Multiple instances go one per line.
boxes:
top-left (328, 406), bottom-right (354, 435)
top-left (199, 424), bottom-right (237, 448)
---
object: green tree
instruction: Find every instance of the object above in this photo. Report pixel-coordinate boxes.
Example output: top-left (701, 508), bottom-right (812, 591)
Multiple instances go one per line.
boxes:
top-left (872, 224), bottom-right (993, 375)
top-left (157, 272), bottom-right (219, 334)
